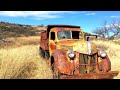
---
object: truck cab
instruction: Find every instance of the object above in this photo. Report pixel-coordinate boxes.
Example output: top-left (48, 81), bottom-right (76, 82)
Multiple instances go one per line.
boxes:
top-left (39, 24), bottom-right (119, 79)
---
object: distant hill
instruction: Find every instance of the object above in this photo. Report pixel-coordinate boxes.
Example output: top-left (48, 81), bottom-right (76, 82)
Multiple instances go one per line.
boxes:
top-left (0, 22), bottom-right (46, 40)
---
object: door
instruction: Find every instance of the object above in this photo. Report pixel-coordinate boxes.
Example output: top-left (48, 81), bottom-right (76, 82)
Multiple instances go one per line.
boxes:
top-left (49, 32), bottom-right (56, 56)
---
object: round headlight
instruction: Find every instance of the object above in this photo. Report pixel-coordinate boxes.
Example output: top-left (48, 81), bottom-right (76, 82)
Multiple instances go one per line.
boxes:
top-left (67, 50), bottom-right (75, 59)
top-left (68, 53), bottom-right (75, 58)
top-left (100, 50), bottom-right (106, 57)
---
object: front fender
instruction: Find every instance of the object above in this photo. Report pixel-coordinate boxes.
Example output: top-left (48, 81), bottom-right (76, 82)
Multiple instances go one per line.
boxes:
top-left (99, 54), bottom-right (111, 72)
top-left (53, 49), bottom-right (72, 74)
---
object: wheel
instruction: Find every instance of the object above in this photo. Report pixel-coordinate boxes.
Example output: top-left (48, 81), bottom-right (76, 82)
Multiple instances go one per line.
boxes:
top-left (44, 51), bottom-right (50, 59)
top-left (39, 48), bottom-right (50, 60)
top-left (52, 63), bottom-right (61, 79)
top-left (39, 48), bottom-right (45, 58)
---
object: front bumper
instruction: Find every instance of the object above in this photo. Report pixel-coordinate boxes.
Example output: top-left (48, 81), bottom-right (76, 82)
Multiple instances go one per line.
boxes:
top-left (60, 71), bottom-right (119, 79)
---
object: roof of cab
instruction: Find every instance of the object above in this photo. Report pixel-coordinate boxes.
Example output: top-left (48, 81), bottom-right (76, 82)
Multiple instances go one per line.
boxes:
top-left (47, 24), bottom-right (80, 30)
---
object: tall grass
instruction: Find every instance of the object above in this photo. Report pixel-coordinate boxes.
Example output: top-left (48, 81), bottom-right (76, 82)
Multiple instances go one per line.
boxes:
top-left (92, 39), bottom-right (120, 79)
top-left (0, 36), bottom-right (40, 48)
top-left (0, 37), bottom-right (52, 79)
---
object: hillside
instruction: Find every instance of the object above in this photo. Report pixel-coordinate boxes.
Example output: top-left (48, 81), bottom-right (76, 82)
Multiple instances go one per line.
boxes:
top-left (0, 22), bottom-right (46, 40)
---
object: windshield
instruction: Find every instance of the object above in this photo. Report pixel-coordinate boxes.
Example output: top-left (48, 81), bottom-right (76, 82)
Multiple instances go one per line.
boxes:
top-left (58, 30), bottom-right (82, 40)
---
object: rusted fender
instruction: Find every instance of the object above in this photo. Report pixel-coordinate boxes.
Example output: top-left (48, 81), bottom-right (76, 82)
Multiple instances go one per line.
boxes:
top-left (99, 54), bottom-right (111, 72)
top-left (53, 49), bottom-right (73, 75)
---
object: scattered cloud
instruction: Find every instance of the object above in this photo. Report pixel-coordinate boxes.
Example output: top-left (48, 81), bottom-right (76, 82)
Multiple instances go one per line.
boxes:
top-left (0, 11), bottom-right (77, 20)
top-left (110, 16), bottom-right (120, 18)
top-left (85, 13), bottom-right (96, 16)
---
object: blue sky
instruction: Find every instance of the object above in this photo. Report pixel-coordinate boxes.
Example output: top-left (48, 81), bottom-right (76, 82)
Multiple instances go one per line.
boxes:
top-left (0, 11), bottom-right (120, 33)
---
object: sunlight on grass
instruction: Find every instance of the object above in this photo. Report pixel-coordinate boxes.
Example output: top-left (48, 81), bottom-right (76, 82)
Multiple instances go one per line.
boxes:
top-left (0, 45), bottom-right (52, 79)
top-left (92, 39), bottom-right (120, 79)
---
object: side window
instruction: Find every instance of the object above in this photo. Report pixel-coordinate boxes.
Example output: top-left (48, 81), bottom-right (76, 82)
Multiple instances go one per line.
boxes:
top-left (50, 32), bottom-right (55, 40)
top-left (72, 31), bottom-right (79, 39)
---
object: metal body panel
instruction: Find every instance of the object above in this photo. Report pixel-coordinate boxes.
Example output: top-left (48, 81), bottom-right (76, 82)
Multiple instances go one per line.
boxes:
top-left (39, 24), bottom-right (119, 79)
top-left (60, 71), bottom-right (119, 79)
top-left (40, 31), bottom-right (49, 50)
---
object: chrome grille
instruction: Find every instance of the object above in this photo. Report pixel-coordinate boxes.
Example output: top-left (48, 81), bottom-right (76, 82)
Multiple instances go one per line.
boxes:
top-left (79, 53), bottom-right (97, 74)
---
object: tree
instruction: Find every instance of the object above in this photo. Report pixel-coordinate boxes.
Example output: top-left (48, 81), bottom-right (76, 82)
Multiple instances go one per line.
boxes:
top-left (93, 27), bottom-right (105, 38)
top-left (92, 20), bottom-right (120, 39)
top-left (110, 20), bottom-right (120, 37)
top-left (102, 21), bottom-right (112, 38)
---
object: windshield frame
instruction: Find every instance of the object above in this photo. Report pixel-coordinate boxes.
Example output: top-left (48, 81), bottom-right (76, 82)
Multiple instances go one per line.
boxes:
top-left (57, 30), bottom-right (82, 40)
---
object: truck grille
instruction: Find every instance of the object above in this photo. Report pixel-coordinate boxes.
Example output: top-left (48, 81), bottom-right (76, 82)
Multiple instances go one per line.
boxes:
top-left (79, 53), bottom-right (97, 74)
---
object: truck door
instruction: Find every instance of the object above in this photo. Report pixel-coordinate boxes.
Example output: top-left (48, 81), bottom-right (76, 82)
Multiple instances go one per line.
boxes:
top-left (49, 32), bottom-right (56, 56)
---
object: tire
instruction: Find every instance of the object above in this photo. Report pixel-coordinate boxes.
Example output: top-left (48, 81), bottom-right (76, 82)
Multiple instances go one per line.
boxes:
top-left (52, 63), bottom-right (61, 79)
top-left (45, 51), bottom-right (50, 59)
top-left (39, 48), bottom-right (45, 58)
top-left (39, 48), bottom-right (50, 60)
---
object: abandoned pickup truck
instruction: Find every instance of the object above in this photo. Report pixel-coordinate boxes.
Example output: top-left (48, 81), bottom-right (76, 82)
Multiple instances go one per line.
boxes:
top-left (39, 24), bottom-right (119, 79)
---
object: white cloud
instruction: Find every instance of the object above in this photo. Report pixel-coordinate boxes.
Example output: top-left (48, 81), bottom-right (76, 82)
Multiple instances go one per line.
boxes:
top-left (85, 13), bottom-right (96, 16)
top-left (0, 11), bottom-right (76, 20)
top-left (110, 16), bottom-right (120, 18)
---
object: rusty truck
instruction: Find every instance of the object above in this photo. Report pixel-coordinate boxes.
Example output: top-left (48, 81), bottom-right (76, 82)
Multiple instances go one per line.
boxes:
top-left (39, 24), bottom-right (119, 79)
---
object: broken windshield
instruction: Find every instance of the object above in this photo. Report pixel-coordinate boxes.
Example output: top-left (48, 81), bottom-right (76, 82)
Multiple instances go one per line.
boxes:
top-left (58, 30), bottom-right (81, 40)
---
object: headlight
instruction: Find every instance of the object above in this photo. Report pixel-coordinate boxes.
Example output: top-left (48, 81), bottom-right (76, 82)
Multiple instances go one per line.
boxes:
top-left (67, 50), bottom-right (75, 59)
top-left (100, 50), bottom-right (106, 57)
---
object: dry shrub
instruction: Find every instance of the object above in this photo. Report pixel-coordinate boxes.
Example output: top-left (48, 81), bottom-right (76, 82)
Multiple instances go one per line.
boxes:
top-left (0, 45), bottom-right (52, 79)
top-left (15, 36), bottom-right (40, 46)
top-left (0, 36), bottom-right (40, 48)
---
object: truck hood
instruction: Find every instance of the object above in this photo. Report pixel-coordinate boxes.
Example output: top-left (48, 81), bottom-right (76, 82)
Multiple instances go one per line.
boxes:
top-left (57, 39), bottom-right (80, 46)
top-left (57, 39), bottom-right (97, 55)
top-left (73, 41), bottom-right (97, 55)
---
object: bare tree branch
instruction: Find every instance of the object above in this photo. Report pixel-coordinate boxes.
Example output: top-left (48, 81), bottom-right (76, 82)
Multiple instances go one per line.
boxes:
top-left (92, 20), bottom-right (120, 39)
top-left (110, 20), bottom-right (120, 37)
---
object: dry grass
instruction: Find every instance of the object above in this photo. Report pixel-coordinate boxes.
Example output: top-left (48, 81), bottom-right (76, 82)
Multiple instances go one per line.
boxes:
top-left (0, 36), bottom-right (52, 79)
top-left (92, 39), bottom-right (120, 79)
top-left (0, 36), bottom-right (120, 79)
top-left (14, 36), bottom-right (40, 47)
top-left (0, 36), bottom-right (40, 48)
top-left (0, 45), bottom-right (53, 79)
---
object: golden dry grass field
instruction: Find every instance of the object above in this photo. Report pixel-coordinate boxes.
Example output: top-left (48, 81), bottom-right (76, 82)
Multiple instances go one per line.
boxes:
top-left (92, 39), bottom-right (120, 79)
top-left (0, 36), bottom-right (52, 79)
top-left (0, 36), bottom-right (120, 79)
